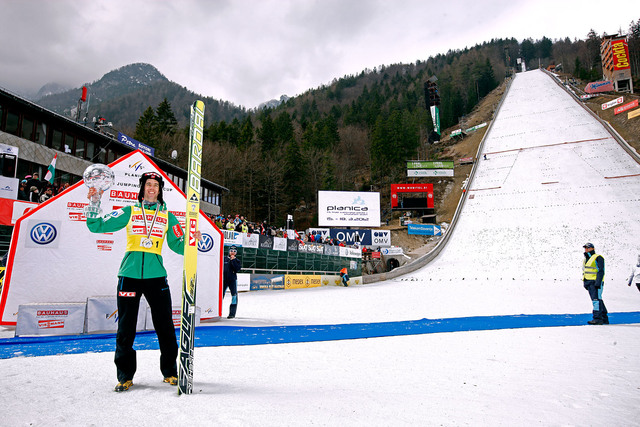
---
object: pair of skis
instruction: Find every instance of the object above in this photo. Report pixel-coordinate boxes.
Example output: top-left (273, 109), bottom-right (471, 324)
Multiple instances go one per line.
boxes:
top-left (177, 100), bottom-right (205, 395)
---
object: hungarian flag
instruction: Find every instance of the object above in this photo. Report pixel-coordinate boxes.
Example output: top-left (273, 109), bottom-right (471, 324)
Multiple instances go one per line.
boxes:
top-left (44, 154), bottom-right (57, 183)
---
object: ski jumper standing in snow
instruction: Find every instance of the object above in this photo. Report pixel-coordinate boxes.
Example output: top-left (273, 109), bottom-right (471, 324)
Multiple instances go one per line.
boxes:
top-left (582, 242), bottom-right (608, 325)
top-left (86, 172), bottom-right (200, 392)
top-left (223, 245), bottom-right (241, 318)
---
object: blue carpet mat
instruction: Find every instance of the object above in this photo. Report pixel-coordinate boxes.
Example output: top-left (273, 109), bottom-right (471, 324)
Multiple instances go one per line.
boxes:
top-left (2, 311), bottom-right (639, 359)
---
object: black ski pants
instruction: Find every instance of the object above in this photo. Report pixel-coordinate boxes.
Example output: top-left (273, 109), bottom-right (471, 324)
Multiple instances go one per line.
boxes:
top-left (223, 279), bottom-right (238, 317)
top-left (115, 276), bottom-right (178, 383)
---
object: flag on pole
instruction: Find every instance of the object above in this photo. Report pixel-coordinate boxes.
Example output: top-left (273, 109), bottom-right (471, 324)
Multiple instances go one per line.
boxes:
top-left (44, 154), bottom-right (57, 183)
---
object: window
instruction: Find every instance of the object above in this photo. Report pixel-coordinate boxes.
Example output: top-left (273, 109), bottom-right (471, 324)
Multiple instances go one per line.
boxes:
top-left (21, 116), bottom-right (35, 140)
top-left (107, 149), bottom-right (116, 163)
top-left (35, 122), bottom-right (47, 145)
top-left (0, 154), bottom-right (17, 178)
top-left (75, 138), bottom-right (85, 159)
top-left (95, 146), bottom-right (106, 164)
top-left (51, 129), bottom-right (63, 151)
top-left (5, 110), bottom-right (19, 135)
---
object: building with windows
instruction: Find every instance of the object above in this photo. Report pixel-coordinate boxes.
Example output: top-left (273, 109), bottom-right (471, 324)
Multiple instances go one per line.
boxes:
top-left (601, 34), bottom-right (634, 93)
top-left (0, 87), bottom-right (227, 216)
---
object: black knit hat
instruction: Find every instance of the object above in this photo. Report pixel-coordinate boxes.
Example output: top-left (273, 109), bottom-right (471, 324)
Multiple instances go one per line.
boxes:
top-left (138, 172), bottom-right (165, 204)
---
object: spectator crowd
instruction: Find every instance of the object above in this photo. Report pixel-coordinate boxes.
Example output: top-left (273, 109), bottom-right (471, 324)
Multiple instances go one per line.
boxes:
top-left (212, 214), bottom-right (351, 247)
top-left (17, 173), bottom-right (71, 204)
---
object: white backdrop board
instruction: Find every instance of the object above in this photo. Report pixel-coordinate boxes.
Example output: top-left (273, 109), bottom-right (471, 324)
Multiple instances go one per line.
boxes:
top-left (0, 150), bottom-right (223, 325)
top-left (317, 191), bottom-right (380, 227)
top-left (16, 303), bottom-right (86, 336)
top-left (85, 296), bottom-right (148, 333)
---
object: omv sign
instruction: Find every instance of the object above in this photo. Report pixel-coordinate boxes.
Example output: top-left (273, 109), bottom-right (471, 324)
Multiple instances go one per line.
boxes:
top-left (328, 229), bottom-right (391, 247)
top-left (198, 233), bottom-right (214, 253)
top-left (30, 223), bottom-right (58, 245)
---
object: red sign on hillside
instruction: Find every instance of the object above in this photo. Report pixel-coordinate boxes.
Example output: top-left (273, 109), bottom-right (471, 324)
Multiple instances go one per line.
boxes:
top-left (614, 99), bottom-right (639, 115)
top-left (390, 183), bottom-right (434, 209)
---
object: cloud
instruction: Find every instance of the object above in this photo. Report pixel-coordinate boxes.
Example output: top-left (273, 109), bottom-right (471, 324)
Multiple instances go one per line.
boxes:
top-left (0, 0), bottom-right (636, 108)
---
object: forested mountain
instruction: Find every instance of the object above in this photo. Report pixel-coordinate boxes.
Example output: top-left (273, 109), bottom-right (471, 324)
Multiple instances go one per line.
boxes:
top-left (35, 21), bottom-right (640, 228)
top-left (179, 22), bottom-right (639, 227)
top-left (35, 63), bottom-right (246, 131)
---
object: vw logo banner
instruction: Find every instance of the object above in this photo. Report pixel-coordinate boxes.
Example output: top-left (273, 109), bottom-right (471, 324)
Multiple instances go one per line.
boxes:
top-left (0, 150), bottom-right (224, 326)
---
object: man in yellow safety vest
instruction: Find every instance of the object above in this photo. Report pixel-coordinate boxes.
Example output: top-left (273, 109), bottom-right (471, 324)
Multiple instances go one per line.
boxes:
top-left (582, 242), bottom-right (609, 325)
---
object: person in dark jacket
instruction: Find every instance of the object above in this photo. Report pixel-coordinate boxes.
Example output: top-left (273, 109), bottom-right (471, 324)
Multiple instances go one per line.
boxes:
top-left (582, 242), bottom-right (608, 325)
top-left (223, 245), bottom-right (242, 318)
top-left (26, 173), bottom-right (42, 202)
top-left (17, 181), bottom-right (29, 201)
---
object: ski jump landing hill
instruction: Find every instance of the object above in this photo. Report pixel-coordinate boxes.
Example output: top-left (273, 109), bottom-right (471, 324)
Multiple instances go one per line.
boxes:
top-left (394, 69), bottom-right (640, 315)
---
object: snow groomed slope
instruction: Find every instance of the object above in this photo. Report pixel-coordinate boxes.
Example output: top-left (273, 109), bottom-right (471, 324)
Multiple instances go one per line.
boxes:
top-left (405, 70), bottom-right (640, 294)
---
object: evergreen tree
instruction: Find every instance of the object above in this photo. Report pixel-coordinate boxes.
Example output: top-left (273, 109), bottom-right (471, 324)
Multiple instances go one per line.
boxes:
top-left (322, 151), bottom-right (336, 190)
top-left (258, 113), bottom-right (277, 153)
top-left (536, 36), bottom-right (553, 59)
top-left (274, 111), bottom-right (295, 145)
top-left (239, 115), bottom-right (254, 149)
top-left (520, 38), bottom-right (536, 66)
top-left (370, 114), bottom-right (389, 180)
top-left (282, 139), bottom-right (305, 208)
top-left (134, 106), bottom-right (158, 147)
top-left (477, 58), bottom-right (498, 98)
top-left (155, 98), bottom-right (178, 136)
top-left (228, 117), bottom-right (241, 146)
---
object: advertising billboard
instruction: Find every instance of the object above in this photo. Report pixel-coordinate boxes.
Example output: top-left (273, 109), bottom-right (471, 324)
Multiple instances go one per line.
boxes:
top-left (601, 96), bottom-right (624, 110)
top-left (390, 184), bottom-right (434, 209)
top-left (584, 81), bottom-right (614, 94)
top-left (407, 224), bottom-right (442, 236)
top-left (117, 132), bottom-right (155, 156)
top-left (406, 160), bottom-right (454, 169)
top-left (611, 39), bottom-right (631, 70)
top-left (614, 99), bottom-right (639, 115)
top-left (407, 169), bottom-right (454, 177)
top-left (318, 191), bottom-right (380, 227)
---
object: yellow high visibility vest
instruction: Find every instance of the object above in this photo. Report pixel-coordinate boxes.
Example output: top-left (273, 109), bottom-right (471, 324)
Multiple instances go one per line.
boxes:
top-left (125, 205), bottom-right (169, 255)
top-left (583, 254), bottom-right (603, 281)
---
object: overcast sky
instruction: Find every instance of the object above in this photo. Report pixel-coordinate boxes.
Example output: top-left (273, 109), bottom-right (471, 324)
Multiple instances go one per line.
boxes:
top-left (0, 0), bottom-right (636, 108)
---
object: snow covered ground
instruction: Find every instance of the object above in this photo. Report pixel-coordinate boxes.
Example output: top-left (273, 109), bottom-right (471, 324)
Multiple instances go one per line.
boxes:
top-left (1, 70), bottom-right (640, 426)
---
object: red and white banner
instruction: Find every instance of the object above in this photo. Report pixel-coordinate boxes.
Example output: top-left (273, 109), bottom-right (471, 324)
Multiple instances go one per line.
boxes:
top-left (614, 99), bottom-right (639, 115)
top-left (0, 198), bottom-right (37, 226)
top-left (0, 150), bottom-right (223, 325)
top-left (601, 96), bottom-right (624, 110)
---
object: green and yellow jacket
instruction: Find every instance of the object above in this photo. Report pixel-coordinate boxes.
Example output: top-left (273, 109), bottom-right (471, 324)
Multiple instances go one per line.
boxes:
top-left (86, 201), bottom-right (185, 279)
